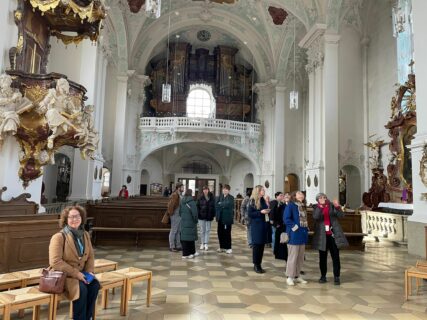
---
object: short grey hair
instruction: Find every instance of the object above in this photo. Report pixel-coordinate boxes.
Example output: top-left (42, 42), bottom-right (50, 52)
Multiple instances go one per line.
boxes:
top-left (315, 193), bottom-right (327, 202)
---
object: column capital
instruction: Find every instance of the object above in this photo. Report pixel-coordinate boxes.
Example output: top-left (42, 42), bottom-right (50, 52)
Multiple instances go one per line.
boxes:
top-left (324, 33), bottom-right (341, 44)
top-left (117, 74), bottom-right (129, 82)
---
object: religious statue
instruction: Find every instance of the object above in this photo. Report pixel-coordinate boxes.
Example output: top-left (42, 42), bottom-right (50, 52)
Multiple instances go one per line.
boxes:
top-left (390, 96), bottom-right (399, 119)
top-left (38, 78), bottom-right (81, 149)
top-left (0, 74), bottom-right (32, 148)
top-left (75, 104), bottom-right (99, 159)
top-left (364, 135), bottom-right (386, 170)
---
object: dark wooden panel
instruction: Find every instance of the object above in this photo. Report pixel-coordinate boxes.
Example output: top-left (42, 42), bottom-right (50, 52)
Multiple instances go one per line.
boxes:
top-left (0, 219), bottom-right (59, 272)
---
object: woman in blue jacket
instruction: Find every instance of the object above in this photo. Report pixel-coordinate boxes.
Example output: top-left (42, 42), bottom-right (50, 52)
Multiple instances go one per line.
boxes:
top-left (248, 185), bottom-right (271, 273)
top-left (284, 191), bottom-right (309, 286)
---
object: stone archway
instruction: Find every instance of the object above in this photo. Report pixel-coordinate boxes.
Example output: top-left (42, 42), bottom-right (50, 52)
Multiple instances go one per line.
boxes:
top-left (285, 173), bottom-right (299, 193)
top-left (140, 169), bottom-right (150, 196)
top-left (243, 173), bottom-right (254, 196)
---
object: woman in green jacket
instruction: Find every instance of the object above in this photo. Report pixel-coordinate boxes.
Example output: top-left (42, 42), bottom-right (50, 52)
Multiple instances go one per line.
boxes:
top-left (179, 189), bottom-right (199, 259)
top-left (215, 184), bottom-right (235, 254)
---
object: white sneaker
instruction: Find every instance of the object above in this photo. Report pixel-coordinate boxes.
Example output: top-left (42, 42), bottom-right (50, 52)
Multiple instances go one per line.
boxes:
top-left (286, 277), bottom-right (295, 286)
top-left (182, 255), bottom-right (192, 259)
top-left (193, 252), bottom-right (200, 257)
top-left (295, 277), bottom-right (307, 284)
top-left (204, 244), bottom-right (208, 251)
top-left (200, 244), bottom-right (205, 250)
top-left (225, 249), bottom-right (232, 254)
top-left (217, 248), bottom-right (223, 253)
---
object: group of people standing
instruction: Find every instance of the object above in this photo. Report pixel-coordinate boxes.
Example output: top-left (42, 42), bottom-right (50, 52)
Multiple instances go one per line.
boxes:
top-left (166, 183), bottom-right (235, 259)
top-left (166, 182), bottom-right (348, 284)
top-left (242, 187), bottom-right (348, 285)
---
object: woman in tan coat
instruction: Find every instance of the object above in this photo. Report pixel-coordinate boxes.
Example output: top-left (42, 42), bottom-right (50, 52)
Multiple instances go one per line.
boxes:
top-left (49, 206), bottom-right (99, 320)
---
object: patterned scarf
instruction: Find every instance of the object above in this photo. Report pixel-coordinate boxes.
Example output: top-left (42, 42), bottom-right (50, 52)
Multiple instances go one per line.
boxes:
top-left (64, 225), bottom-right (85, 257)
top-left (295, 201), bottom-right (308, 228)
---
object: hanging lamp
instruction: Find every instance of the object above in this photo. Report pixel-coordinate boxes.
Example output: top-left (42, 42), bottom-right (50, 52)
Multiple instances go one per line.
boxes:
top-left (289, 2), bottom-right (298, 110)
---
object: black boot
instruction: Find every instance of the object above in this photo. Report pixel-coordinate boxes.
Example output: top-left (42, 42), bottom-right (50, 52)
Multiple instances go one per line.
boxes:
top-left (319, 276), bottom-right (327, 283)
top-left (254, 265), bottom-right (265, 274)
top-left (334, 276), bottom-right (340, 285)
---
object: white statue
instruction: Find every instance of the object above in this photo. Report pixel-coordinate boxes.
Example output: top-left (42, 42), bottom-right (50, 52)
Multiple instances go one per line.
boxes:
top-left (75, 104), bottom-right (99, 159)
top-left (38, 78), bottom-right (81, 149)
top-left (0, 74), bottom-right (32, 147)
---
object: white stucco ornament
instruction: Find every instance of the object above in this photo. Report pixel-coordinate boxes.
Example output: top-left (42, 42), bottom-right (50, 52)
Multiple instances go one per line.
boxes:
top-left (0, 74), bottom-right (32, 148)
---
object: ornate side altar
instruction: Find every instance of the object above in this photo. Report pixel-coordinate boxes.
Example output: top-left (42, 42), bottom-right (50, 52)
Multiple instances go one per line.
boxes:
top-left (361, 69), bottom-right (416, 244)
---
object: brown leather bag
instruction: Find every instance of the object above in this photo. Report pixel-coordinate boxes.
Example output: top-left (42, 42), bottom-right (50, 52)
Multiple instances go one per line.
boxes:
top-left (39, 268), bottom-right (66, 294)
top-left (39, 232), bottom-right (67, 294)
top-left (161, 211), bottom-right (170, 224)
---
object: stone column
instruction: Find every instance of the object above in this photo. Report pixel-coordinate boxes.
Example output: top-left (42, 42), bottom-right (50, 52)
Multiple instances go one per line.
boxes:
top-left (361, 37), bottom-right (371, 191)
top-left (69, 42), bottom-right (106, 200)
top-left (299, 25), bottom-right (340, 204)
top-left (254, 80), bottom-right (278, 197)
top-left (273, 85), bottom-right (286, 193)
top-left (408, 0), bottom-right (427, 257)
top-left (111, 72), bottom-right (132, 195)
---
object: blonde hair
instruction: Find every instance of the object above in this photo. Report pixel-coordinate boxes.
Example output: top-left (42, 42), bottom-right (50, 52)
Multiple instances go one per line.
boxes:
top-left (250, 185), bottom-right (264, 210)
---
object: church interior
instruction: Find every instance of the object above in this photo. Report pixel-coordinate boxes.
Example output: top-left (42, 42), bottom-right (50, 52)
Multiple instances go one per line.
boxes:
top-left (1, 0), bottom-right (427, 319)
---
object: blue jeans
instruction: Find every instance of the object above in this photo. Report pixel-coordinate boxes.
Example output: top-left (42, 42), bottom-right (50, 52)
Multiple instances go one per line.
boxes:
top-left (271, 226), bottom-right (276, 251)
top-left (169, 213), bottom-right (181, 249)
top-left (73, 279), bottom-right (100, 320)
top-left (199, 220), bottom-right (212, 244)
top-left (247, 224), bottom-right (252, 246)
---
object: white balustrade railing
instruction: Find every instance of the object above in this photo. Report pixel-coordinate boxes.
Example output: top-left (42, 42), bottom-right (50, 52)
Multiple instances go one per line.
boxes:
top-left (140, 117), bottom-right (260, 136)
top-left (360, 210), bottom-right (409, 243)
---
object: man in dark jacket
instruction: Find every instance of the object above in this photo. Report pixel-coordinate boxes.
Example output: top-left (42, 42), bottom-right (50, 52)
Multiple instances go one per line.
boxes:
top-left (215, 184), bottom-right (234, 254)
top-left (312, 192), bottom-right (349, 285)
top-left (196, 186), bottom-right (215, 251)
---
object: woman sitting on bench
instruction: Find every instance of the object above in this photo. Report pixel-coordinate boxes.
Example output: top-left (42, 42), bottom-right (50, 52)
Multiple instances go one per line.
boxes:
top-left (49, 205), bottom-right (100, 320)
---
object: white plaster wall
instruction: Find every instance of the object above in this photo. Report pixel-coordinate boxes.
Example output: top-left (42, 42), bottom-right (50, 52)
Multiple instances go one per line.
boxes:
top-left (0, 1), bottom-right (18, 71)
top-left (338, 25), bottom-right (364, 197)
top-left (102, 64), bottom-right (118, 164)
top-left (47, 41), bottom-right (82, 82)
top-left (229, 159), bottom-right (255, 197)
top-left (140, 155), bottom-right (163, 187)
top-left (366, 0), bottom-right (397, 169)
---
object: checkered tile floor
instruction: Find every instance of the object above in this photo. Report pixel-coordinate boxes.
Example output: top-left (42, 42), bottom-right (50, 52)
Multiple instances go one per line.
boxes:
top-left (16, 223), bottom-right (427, 319)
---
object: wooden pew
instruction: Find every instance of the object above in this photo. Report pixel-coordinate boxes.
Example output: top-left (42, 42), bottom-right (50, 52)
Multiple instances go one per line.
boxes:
top-left (87, 201), bottom-right (169, 247)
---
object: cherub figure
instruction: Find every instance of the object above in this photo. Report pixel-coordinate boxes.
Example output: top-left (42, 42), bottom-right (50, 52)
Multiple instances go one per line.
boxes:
top-left (38, 78), bottom-right (81, 149)
top-left (0, 74), bottom-right (32, 147)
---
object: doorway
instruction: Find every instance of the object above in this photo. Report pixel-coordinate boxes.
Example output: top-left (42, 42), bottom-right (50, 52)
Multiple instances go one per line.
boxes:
top-left (178, 178), bottom-right (216, 197)
top-left (285, 174), bottom-right (299, 193)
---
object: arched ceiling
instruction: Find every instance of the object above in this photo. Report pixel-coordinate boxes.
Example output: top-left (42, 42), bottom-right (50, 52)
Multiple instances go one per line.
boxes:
top-left (102, 0), bottom-right (365, 81)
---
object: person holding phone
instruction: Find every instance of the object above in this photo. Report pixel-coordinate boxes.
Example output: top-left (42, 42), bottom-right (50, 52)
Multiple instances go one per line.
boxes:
top-left (49, 206), bottom-right (99, 320)
top-left (248, 185), bottom-right (270, 273)
top-left (312, 193), bottom-right (348, 285)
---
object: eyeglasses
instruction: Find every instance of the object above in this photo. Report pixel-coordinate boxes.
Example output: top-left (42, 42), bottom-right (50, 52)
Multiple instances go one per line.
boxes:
top-left (68, 215), bottom-right (81, 220)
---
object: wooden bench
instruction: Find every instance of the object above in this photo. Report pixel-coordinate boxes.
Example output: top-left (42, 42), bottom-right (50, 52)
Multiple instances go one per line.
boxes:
top-left (96, 271), bottom-right (127, 316)
top-left (113, 267), bottom-right (152, 315)
top-left (0, 287), bottom-right (54, 320)
top-left (405, 266), bottom-right (427, 300)
top-left (92, 227), bottom-right (169, 246)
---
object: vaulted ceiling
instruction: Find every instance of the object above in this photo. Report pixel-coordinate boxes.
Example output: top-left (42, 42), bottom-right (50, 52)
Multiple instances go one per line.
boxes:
top-left (102, 0), bottom-right (366, 83)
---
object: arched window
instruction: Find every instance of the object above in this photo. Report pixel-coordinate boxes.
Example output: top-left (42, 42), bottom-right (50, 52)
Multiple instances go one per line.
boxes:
top-left (186, 85), bottom-right (215, 118)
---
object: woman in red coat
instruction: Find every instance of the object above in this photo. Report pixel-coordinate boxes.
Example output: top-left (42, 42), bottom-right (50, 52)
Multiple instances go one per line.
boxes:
top-left (118, 185), bottom-right (129, 198)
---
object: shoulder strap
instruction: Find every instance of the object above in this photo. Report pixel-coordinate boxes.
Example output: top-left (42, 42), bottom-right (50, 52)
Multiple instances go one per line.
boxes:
top-left (61, 231), bottom-right (66, 252)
